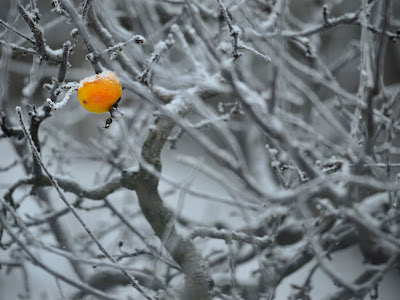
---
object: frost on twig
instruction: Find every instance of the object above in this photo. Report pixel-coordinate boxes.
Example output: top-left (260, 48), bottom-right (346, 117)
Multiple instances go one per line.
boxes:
top-left (138, 34), bottom-right (175, 86)
top-left (104, 35), bottom-right (146, 60)
top-left (46, 87), bottom-right (75, 110)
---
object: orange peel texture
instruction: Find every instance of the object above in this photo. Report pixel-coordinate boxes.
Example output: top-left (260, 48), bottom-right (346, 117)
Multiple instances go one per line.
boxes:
top-left (77, 71), bottom-right (122, 114)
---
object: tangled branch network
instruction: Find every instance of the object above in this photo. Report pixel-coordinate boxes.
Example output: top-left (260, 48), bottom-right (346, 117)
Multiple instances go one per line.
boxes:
top-left (1, 0), bottom-right (400, 299)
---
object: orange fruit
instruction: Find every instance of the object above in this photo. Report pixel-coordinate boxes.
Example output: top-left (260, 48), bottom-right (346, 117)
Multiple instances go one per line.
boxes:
top-left (77, 71), bottom-right (122, 114)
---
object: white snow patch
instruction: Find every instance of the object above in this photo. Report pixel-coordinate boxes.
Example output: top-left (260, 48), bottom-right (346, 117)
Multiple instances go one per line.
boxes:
top-left (78, 70), bottom-right (118, 89)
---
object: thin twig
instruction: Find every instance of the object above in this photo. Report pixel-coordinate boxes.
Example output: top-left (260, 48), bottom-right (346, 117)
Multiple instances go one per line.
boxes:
top-left (16, 107), bottom-right (154, 300)
top-left (60, 0), bottom-right (102, 73)
top-left (0, 18), bottom-right (35, 43)
top-left (0, 215), bottom-right (121, 300)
